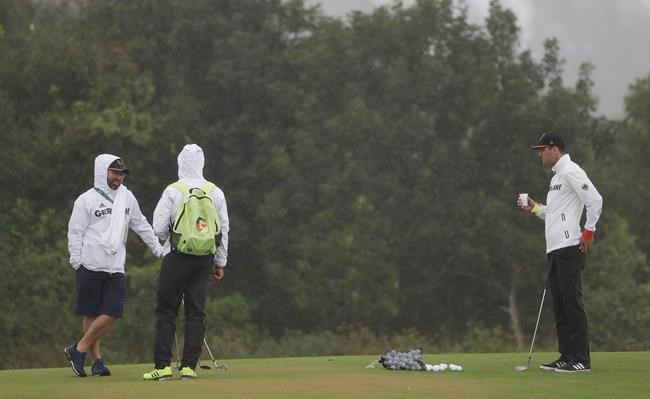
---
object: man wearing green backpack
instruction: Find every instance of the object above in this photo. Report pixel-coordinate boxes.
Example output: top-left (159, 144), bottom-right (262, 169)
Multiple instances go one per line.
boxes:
top-left (143, 144), bottom-right (230, 381)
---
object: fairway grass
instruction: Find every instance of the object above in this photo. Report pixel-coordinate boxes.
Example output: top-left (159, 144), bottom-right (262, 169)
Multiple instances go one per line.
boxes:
top-left (1, 352), bottom-right (648, 399)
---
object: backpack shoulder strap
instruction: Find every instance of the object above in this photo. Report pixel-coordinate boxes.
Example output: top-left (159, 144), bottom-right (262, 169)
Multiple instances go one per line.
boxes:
top-left (200, 181), bottom-right (217, 195)
top-left (170, 181), bottom-right (215, 195)
top-left (170, 180), bottom-right (190, 194)
top-left (169, 181), bottom-right (191, 229)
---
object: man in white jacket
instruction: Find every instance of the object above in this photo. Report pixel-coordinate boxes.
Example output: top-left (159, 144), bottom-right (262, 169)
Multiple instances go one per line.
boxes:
top-left (518, 133), bottom-right (603, 373)
top-left (143, 144), bottom-right (229, 381)
top-left (65, 154), bottom-right (163, 377)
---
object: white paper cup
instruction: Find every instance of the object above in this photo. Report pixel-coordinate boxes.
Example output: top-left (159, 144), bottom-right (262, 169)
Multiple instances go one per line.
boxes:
top-left (519, 193), bottom-right (528, 206)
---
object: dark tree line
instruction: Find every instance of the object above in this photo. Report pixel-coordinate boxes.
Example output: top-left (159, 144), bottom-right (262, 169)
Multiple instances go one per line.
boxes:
top-left (1, 0), bottom-right (648, 369)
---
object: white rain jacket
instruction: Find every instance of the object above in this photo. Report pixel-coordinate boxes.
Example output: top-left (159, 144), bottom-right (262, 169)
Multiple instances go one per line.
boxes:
top-left (153, 144), bottom-right (230, 267)
top-left (67, 154), bottom-right (164, 273)
top-left (535, 154), bottom-right (603, 253)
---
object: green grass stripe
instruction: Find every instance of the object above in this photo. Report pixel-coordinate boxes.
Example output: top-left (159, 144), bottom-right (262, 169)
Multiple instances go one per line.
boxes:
top-left (1, 352), bottom-right (649, 399)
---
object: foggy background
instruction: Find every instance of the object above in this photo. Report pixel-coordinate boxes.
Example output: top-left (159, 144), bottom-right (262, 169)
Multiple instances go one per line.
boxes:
top-left (310, 0), bottom-right (650, 118)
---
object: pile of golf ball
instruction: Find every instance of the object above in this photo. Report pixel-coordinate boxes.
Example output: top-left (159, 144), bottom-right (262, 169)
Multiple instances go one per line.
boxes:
top-left (380, 349), bottom-right (425, 371)
top-left (379, 349), bottom-right (463, 372)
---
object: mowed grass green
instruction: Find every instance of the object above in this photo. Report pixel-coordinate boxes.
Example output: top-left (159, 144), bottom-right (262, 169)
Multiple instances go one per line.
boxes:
top-left (1, 352), bottom-right (648, 399)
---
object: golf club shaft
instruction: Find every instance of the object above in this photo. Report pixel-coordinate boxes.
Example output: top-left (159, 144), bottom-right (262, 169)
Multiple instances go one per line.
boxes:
top-left (526, 287), bottom-right (547, 365)
top-left (174, 333), bottom-right (181, 368)
top-left (203, 337), bottom-right (216, 362)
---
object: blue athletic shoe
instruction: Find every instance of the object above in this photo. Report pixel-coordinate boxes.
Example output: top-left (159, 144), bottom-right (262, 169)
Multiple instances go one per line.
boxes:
top-left (91, 358), bottom-right (111, 376)
top-left (64, 343), bottom-right (87, 377)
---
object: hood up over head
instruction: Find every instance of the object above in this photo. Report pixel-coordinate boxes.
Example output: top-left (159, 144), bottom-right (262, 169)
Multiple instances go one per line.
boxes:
top-left (94, 154), bottom-right (122, 192)
top-left (177, 144), bottom-right (205, 180)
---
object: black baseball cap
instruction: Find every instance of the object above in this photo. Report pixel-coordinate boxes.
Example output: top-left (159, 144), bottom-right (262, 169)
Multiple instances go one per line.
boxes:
top-left (530, 132), bottom-right (566, 150)
top-left (108, 158), bottom-right (130, 174)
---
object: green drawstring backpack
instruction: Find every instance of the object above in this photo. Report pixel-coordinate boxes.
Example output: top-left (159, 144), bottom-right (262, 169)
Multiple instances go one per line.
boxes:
top-left (170, 181), bottom-right (221, 256)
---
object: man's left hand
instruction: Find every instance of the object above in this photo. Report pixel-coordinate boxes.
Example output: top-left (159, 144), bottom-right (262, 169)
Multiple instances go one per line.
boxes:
top-left (580, 230), bottom-right (595, 253)
top-left (211, 266), bottom-right (224, 284)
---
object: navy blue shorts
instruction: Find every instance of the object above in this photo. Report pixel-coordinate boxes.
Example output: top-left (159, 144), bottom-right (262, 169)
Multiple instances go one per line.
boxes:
top-left (75, 266), bottom-right (127, 317)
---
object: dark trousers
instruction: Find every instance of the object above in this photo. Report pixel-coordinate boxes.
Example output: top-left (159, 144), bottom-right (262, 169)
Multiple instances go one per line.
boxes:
top-left (547, 244), bottom-right (590, 364)
top-left (153, 251), bottom-right (212, 369)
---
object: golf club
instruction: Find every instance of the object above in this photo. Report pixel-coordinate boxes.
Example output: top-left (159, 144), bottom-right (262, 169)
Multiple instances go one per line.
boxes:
top-left (174, 332), bottom-right (181, 370)
top-left (514, 283), bottom-right (547, 372)
top-left (202, 336), bottom-right (228, 370)
top-left (198, 338), bottom-right (212, 370)
top-left (174, 334), bottom-right (221, 370)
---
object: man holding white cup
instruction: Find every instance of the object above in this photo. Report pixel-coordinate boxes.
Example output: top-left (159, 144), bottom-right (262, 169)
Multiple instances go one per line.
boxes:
top-left (517, 132), bottom-right (603, 373)
top-left (518, 193), bottom-right (528, 207)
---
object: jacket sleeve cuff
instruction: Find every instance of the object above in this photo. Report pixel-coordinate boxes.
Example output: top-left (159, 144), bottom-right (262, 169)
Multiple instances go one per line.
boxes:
top-left (530, 202), bottom-right (542, 216)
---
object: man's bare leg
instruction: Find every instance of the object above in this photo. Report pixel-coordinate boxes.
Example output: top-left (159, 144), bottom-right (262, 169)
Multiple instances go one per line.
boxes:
top-left (77, 314), bottom-right (118, 354)
top-left (82, 316), bottom-right (102, 360)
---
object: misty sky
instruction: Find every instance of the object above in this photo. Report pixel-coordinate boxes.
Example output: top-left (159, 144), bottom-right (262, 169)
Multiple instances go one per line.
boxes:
top-left (308, 0), bottom-right (650, 119)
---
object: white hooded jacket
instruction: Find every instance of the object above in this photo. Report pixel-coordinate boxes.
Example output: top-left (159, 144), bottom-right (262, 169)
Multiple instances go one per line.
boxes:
top-left (67, 154), bottom-right (163, 273)
top-left (153, 144), bottom-right (230, 267)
